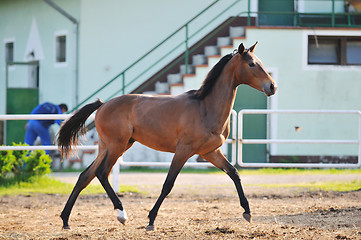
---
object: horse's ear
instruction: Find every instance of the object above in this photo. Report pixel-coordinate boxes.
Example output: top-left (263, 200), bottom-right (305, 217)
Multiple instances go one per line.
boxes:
top-left (238, 43), bottom-right (245, 55)
top-left (249, 41), bottom-right (258, 53)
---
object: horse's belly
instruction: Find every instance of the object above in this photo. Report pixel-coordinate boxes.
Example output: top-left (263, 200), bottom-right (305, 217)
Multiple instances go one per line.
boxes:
top-left (136, 138), bottom-right (177, 153)
top-left (132, 130), bottom-right (177, 153)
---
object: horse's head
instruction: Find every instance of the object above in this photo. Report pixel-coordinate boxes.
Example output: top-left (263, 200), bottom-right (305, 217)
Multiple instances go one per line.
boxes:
top-left (234, 42), bottom-right (277, 96)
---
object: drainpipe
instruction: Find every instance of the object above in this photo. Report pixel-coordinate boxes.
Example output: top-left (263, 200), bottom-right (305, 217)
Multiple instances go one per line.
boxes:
top-left (43, 0), bottom-right (79, 109)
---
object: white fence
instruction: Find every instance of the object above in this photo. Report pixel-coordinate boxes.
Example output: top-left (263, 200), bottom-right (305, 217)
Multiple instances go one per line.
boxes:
top-left (1, 109), bottom-right (361, 169)
top-left (0, 111), bottom-right (237, 167)
top-left (0, 114), bottom-right (97, 152)
top-left (238, 110), bottom-right (361, 168)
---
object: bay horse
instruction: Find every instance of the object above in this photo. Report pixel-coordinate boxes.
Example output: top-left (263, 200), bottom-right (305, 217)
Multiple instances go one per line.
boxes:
top-left (58, 42), bottom-right (277, 231)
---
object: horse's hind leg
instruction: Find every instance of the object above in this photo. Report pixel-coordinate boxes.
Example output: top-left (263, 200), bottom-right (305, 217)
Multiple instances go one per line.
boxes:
top-left (201, 148), bottom-right (251, 223)
top-left (61, 139), bottom-right (110, 229)
top-left (95, 142), bottom-right (133, 225)
top-left (60, 151), bottom-right (105, 229)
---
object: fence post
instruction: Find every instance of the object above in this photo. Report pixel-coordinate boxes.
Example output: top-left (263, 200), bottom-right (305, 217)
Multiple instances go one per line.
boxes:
top-left (231, 110), bottom-right (237, 165)
top-left (185, 24), bottom-right (189, 74)
top-left (237, 110), bottom-right (244, 166)
top-left (112, 157), bottom-right (121, 193)
top-left (358, 111), bottom-right (361, 167)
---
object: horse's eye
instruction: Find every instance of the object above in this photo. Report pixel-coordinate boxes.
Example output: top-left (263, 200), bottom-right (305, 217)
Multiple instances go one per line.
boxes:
top-left (248, 62), bottom-right (255, 68)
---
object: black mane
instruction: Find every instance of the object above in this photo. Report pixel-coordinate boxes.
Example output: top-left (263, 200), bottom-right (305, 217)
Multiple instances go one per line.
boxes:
top-left (189, 53), bottom-right (234, 100)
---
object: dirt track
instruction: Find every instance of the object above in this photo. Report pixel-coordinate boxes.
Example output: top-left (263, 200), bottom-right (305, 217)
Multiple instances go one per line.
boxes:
top-left (0, 172), bottom-right (360, 239)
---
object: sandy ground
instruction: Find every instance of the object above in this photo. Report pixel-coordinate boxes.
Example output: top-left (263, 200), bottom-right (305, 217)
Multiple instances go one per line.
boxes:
top-left (0, 172), bottom-right (360, 239)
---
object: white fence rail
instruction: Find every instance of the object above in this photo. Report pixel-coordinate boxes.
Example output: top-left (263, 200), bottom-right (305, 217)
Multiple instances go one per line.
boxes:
top-left (1, 110), bottom-right (361, 168)
top-left (238, 109), bottom-right (361, 168)
top-left (0, 114), bottom-right (97, 152)
top-left (0, 111), bottom-right (237, 167)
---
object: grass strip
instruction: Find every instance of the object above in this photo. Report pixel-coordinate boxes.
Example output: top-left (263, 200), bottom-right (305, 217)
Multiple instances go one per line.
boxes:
top-left (0, 175), bottom-right (139, 196)
top-left (248, 179), bottom-right (361, 192)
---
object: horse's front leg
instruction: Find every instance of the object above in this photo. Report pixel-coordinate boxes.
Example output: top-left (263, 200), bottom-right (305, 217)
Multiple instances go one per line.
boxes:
top-left (202, 148), bottom-right (251, 223)
top-left (147, 150), bottom-right (192, 231)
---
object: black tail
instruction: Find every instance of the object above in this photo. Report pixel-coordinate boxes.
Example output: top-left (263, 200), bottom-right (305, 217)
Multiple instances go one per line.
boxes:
top-left (57, 99), bottom-right (103, 158)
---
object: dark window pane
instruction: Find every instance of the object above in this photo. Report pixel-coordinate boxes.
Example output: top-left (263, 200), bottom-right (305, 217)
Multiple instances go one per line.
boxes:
top-left (346, 40), bottom-right (361, 65)
top-left (56, 35), bottom-right (66, 63)
top-left (5, 42), bottom-right (14, 62)
top-left (308, 38), bottom-right (339, 64)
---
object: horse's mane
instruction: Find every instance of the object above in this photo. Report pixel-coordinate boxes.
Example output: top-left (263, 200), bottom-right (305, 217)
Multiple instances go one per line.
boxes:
top-left (189, 53), bottom-right (234, 100)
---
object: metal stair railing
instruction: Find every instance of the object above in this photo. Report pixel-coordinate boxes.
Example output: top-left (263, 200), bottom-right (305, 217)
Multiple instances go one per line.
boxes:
top-left (70, 0), bottom-right (361, 112)
top-left (69, 0), bottom-right (243, 112)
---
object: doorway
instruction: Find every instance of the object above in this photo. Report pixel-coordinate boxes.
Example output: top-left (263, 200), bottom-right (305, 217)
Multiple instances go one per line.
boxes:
top-left (5, 61), bottom-right (39, 145)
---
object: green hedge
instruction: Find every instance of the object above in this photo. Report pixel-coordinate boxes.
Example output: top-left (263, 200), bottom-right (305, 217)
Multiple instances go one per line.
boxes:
top-left (0, 143), bottom-right (52, 183)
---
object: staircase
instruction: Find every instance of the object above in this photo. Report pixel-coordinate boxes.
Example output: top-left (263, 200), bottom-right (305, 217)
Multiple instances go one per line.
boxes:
top-left (140, 26), bottom-right (245, 96)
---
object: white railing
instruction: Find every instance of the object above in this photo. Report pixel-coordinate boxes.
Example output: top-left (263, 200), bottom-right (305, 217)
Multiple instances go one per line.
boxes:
top-left (238, 109), bottom-right (361, 168)
top-left (1, 109), bottom-right (360, 168)
top-left (0, 110), bottom-right (238, 167)
top-left (0, 114), bottom-right (97, 152)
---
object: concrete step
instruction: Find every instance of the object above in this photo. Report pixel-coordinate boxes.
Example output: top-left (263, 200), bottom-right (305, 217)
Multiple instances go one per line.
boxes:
top-left (180, 64), bottom-right (195, 74)
top-left (167, 73), bottom-right (182, 85)
top-left (204, 45), bottom-right (219, 56)
top-left (155, 81), bottom-right (169, 94)
top-left (229, 26), bottom-right (245, 38)
top-left (170, 83), bottom-right (185, 96)
top-left (217, 36), bottom-right (232, 47)
top-left (192, 54), bottom-right (207, 65)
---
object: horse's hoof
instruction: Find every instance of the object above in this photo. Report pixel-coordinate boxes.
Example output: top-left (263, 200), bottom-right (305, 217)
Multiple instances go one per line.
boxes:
top-left (243, 212), bottom-right (252, 223)
top-left (117, 216), bottom-right (127, 225)
top-left (146, 225), bottom-right (155, 231)
top-left (117, 209), bottom-right (128, 225)
top-left (62, 225), bottom-right (70, 230)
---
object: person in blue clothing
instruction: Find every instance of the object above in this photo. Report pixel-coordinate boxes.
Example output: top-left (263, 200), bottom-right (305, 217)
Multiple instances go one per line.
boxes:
top-left (24, 102), bottom-right (68, 154)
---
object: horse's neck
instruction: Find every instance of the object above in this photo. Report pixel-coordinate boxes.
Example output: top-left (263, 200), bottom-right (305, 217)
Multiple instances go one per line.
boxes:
top-left (202, 67), bottom-right (237, 133)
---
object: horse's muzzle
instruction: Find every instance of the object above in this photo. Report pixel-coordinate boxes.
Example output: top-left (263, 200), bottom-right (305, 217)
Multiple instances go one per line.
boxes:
top-left (263, 82), bottom-right (277, 96)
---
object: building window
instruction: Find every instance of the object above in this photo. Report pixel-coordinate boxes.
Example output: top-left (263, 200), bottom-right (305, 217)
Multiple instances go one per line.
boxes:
top-left (308, 36), bottom-right (361, 65)
top-left (5, 41), bottom-right (14, 63)
top-left (346, 40), bottom-right (361, 65)
top-left (55, 34), bottom-right (66, 63)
